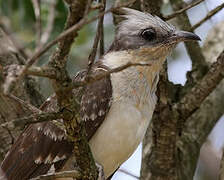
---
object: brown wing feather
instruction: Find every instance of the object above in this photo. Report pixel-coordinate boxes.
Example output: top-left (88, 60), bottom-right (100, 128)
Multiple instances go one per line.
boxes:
top-left (1, 116), bottom-right (73, 180)
top-left (0, 65), bottom-right (113, 180)
top-left (81, 65), bottom-right (112, 140)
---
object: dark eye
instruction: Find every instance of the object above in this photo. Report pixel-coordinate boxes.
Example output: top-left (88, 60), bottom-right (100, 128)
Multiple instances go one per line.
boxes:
top-left (141, 28), bottom-right (156, 41)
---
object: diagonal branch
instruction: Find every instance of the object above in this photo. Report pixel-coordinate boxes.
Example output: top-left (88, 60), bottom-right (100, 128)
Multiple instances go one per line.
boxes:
top-left (39, 1), bottom-right (56, 47)
top-left (0, 24), bottom-right (28, 60)
top-left (2, 0), bottom-right (137, 95)
top-left (118, 169), bottom-right (139, 179)
top-left (0, 112), bottom-right (62, 131)
top-left (31, 0), bottom-right (42, 49)
top-left (30, 170), bottom-right (82, 180)
top-left (87, 0), bottom-right (106, 76)
top-left (7, 94), bottom-right (41, 114)
top-left (175, 50), bottom-right (224, 119)
top-left (163, 0), bottom-right (204, 20)
top-left (174, 50), bottom-right (224, 179)
top-left (99, 0), bottom-right (106, 56)
top-left (25, 66), bottom-right (59, 79)
top-left (170, 0), bottom-right (208, 96)
top-left (72, 62), bottom-right (152, 88)
top-left (191, 2), bottom-right (224, 30)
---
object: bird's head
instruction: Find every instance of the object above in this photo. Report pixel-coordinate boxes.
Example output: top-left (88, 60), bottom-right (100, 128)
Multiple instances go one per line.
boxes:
top-left (109, 8), bottom-right (200, 62)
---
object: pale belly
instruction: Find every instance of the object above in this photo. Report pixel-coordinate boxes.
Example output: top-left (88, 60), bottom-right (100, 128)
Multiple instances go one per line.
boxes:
top-left (89, 98), bottom-right (154, 178)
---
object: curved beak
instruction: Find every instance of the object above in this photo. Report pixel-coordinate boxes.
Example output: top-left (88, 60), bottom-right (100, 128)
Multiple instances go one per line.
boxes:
top-left (172, 30), bottom-right (201, 42)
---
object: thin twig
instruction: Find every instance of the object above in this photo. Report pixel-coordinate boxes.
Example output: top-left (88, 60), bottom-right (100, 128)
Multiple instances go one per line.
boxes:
top-left (87, 0), bottom-right (106, 74)
top-left (191, 2), bottom-right (224, 30)
top-left (164, 0), bottom-right (204, 20)
top-left (0, 24), bottom-right (28, 60)
top-left (7, 94), bottom-right (41, 113)
top-left (26, 65), bottom-right (58, 79)
top-left (118, 169), bottom-right (139, 179)
top-left (32, 0), bottom-right (42, 49)
top-left (73, 62), bottom-right (152, 88)
top-left (99, 0), bottom-right (106, 56)
top-left (0, 112), bottom-right (62, 130)
top-left (170, 0), bottom-right (208, 94)
top-left (40, 0), bottom-right (56, 46)
top-left (84, 0), bottom-right (93, 17)
top-left (30, 170), bottom-right (82, 180)
top-left (175, 50), bottom-right (224, 119)
top-left (3, 0), bottom-right (137, 95)
top-left (10, 61), bottom-right (151, 88)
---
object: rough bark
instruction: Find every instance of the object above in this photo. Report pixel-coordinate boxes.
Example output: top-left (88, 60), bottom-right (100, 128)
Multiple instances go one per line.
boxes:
top-left (46, 0), bottom-right (99, 179)
top-left (170, 0), bottom-right (208, 94)
top-left (141, 1), bottom-right (224, 180)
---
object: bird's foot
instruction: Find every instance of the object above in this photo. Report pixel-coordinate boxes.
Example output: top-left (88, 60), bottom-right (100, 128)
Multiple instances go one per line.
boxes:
top-left (96, 162), bottom-right (105, 180)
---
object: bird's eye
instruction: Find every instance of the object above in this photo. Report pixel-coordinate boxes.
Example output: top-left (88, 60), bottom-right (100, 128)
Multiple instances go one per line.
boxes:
top-left (141, 28), bottom-right (156, 41)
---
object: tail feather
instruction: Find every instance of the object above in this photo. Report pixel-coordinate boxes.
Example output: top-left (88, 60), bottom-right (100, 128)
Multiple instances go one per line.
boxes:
top-left (0, 122), bottom-right (73, 180)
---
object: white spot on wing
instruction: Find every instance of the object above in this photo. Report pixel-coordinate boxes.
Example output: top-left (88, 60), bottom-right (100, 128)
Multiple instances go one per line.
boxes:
top-left (101, 98), bottom-right (106, 103)
top-left (82, 106), bottom-right (86, 111)
top-left (35, 156), bottom-right (43, 164)
top-left (93, 103), bottom-right (97, 109)
top-left (90, 113), bottom-right (97, 121)
top-left (44, 154), bottom-right (53, 164)
top-left (43, 128), bottom-right (51, 137)
top-left (47, 164), bottom-right (56, 174)
top-left (43, 128), bottom-right (64, 141)
top-left (98, 110), bottom-right (105, 116)
top-left (83, 114), bottom-right (89, 121)
top-left (52, 155), bottom-right (66, 163)
top-left (37, 126), bottom-right (42, 131)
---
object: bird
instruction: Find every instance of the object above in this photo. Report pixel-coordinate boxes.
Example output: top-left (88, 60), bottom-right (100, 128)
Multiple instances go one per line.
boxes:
top-left (0, 8), bottom-right (200, 180)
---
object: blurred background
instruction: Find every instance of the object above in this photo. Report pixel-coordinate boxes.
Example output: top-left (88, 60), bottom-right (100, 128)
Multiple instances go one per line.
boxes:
top-left (0, 0), bottom-right (223, 179)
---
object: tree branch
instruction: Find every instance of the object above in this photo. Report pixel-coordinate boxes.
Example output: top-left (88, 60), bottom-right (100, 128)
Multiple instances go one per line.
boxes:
top-left (118, 169), bottom-right (139, 179)
top-left (170, 0), bottom-right (208, 96)
top-left (31, 0), bottom-right (42, 49)
top-left (39, 0), bottom-right (56, 47)
top-left (0, 112), bottom-right (62, 131)
top-left (191, 2), bottom-right (224, 30)
top-left (46, 1), bottom-right (99, 179)
top-left (175, 50), bottom-right (224, 119)
top-left (26, 66), bottom-right (59, 79)
top-left (177, 80), bottom-right (224, 180)
top-left (7, 94), bottom-right (41, 114)
top-left (163, 0), bottom-right (204, 20)
top-left (99, 0), bottom-right (106, 56)
top-left (0, 24), bottom-right (28, 60)
top-left (87, 0), bottom-right (106, 75)
top-left (2, 0), bottom-right (136, 95)
top-left (30, 170), bottom-right (82, 180)
top-left (168, 50), bottom-right (224, 179)
top-left (72, 62), bottom-right (152, 88)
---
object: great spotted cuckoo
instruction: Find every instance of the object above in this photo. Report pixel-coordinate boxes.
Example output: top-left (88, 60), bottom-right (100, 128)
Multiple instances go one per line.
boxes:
top-left (0, 8), bottom-right (200, 180)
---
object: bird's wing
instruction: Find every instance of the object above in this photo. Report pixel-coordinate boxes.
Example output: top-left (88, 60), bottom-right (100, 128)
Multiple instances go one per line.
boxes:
top-left (0, 65), bottom-right (113, 180)
top-left (81, 65), bottom-right (112, 140)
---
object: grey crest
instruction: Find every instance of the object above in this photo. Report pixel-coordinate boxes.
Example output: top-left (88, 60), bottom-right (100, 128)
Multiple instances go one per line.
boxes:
top-left (109, 8), bottom-right (176, 52)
